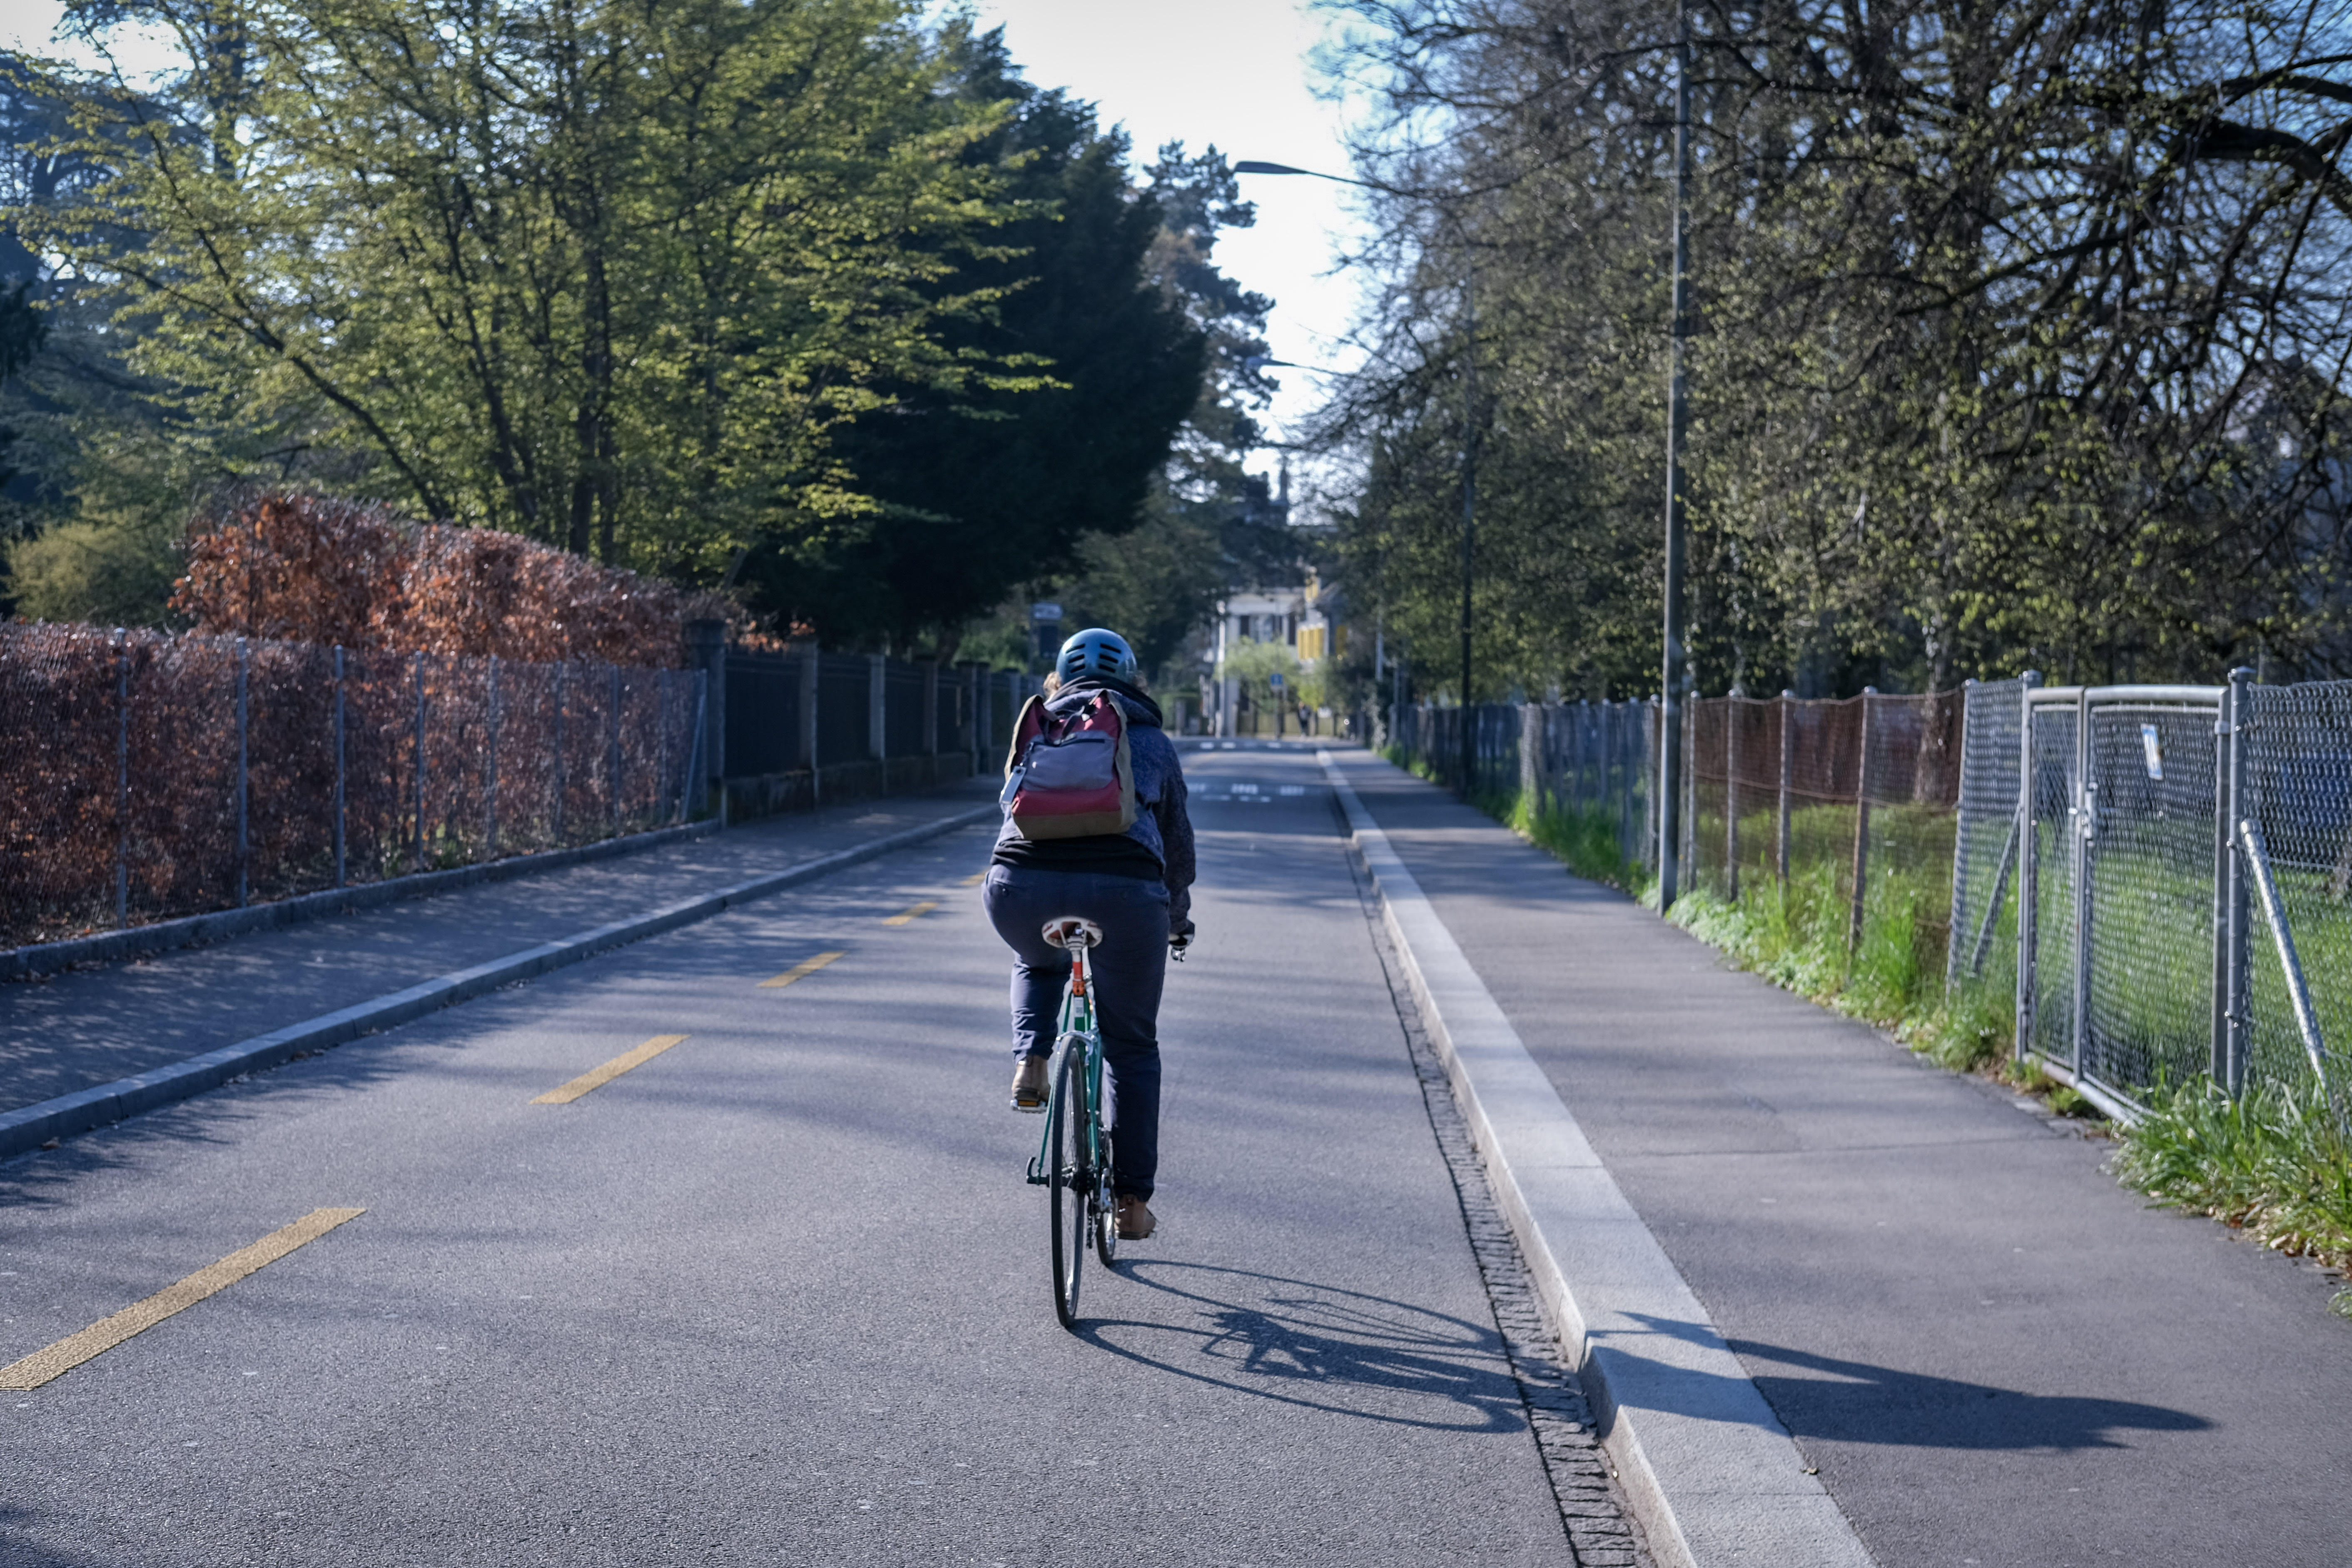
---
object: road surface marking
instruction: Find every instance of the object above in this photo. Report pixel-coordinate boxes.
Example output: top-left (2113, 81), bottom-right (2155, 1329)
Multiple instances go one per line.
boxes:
top-left (960, 872), bottom-right (986, 886)
top-left (533, 1035), bottom-right (689, 1104)
top-left (759, 951), bottom-right (845, 989)
top-left (882, 900), bottom-right (939, 926)
top-left (0, 1208), bottom-right (366, 1391)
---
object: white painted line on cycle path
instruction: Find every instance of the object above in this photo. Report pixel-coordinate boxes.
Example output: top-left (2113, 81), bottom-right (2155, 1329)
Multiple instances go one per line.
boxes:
top-left (1318, 749), bottom-right (1877, 1568)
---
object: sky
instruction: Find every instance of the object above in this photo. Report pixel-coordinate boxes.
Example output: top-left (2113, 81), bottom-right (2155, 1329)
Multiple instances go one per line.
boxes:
top-left (958, 0), bottom-right (1372, 454)
top-left (1, 0), bottom-right (1370, 459)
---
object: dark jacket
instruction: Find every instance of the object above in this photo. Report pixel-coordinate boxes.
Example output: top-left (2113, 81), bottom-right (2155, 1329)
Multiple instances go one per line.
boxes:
top-left (991, 676), bottom-right (1196, 930)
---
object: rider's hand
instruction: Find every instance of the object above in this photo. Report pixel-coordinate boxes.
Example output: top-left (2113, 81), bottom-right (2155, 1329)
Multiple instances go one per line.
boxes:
top-left (1169, 919), bottom-right (1195, 959)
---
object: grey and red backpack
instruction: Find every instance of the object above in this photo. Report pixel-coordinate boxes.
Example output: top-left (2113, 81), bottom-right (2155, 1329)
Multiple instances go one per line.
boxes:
top-left (1000, 690), bottom-right (1138, 840)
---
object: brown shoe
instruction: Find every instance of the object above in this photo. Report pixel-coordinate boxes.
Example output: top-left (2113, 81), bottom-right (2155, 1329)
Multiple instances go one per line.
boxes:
top-left (1115, 1194), bottom-right (1156, 1241)
top-left (1010, 1055), bottom-right (1048, 1113)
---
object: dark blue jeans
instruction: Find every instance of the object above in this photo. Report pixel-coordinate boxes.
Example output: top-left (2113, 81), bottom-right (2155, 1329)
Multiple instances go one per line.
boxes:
top-left (982, 865), bottom-right (1169, 1201)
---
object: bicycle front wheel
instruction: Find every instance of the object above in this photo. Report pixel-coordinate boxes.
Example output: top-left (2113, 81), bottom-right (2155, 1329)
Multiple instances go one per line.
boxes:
top-left (1048, 1046), bottom-right (1085, 1328)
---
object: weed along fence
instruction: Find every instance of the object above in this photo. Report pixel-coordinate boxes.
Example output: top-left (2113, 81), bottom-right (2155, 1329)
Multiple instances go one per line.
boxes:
top-left (1, 621), bottom-right (705, 951)
top-left (1390, 673), bottom-right (2352, 1117)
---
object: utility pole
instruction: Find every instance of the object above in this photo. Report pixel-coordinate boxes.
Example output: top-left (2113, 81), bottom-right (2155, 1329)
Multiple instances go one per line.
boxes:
top-left (1657, 0), bottom-right (1693, 911)
top-left (1459, 274), bottom-right (1478, 788)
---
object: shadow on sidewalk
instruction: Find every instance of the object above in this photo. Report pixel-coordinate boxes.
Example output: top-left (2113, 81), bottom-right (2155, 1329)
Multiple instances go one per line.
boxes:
top-left (1076, 1260), bottom-right (1528, 1433)
top-left (1598, 1311), bottom-right (2208, 1451)
top-left (1729, 1334), bottom-right (2212, 1451)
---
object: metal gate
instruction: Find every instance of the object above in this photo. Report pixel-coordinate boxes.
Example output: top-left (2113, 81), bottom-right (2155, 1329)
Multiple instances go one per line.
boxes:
top-left (2018, 684), bottom-right (2224, 1112)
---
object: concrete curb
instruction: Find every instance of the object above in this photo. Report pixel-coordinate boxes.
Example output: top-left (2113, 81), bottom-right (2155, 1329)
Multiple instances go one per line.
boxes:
top-left (2, 819), bottom-right (719, 984)
top-left (1318, 751), bottom-right (1877, 1568)
top-left (0, 805), bottom-right (997, 1164)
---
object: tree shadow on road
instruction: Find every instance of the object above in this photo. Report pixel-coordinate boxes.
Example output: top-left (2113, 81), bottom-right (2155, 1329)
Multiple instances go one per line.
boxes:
top-left (1075, 1260), bottom-right (1528, 1433)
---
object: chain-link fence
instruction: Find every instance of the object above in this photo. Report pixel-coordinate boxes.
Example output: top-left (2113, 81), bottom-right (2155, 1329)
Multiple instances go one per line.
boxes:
top-left (1948, 678), bottom-right (2027, 1005)
top-left (1389, 698), bottom-right (1657, 879)
top-left (1678, 691), bottom-right (1964, 1002)
top-left (1522, 700), bottom-right (1657, 874)
top-left (2230, 680), bottom-right (2352, 1107)
top-left (1, 622), bottom-right (703, 951)
top-left (1386, 670), bottom-right (2352, 1114)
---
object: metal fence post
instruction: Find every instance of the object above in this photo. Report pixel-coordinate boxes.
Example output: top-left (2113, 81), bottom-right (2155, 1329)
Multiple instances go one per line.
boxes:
top-left (922, 658), bottom-right (940, 760)
top-left (333, 646), bottom-right (346, 889)
top-left (554, 663), bottom-right (568, 845)
top-left (2220, 667), bottom-right (2255, 1094)
top-left (608, 663), bottom-right (623, 837)
top-left (685, 669), bottom-right (707, 822)
top-left (2070, 684), bottom-right (2093, 1072)
top-left (2239, 816), bottom-right (2331, 1089)
top-left (412, 651), bottom-right (427, 873)
top-left (655, 667), bottom-right (669, 828)
top-left (969, 661), bottom-right (984, 774)
top-left (487, 654), bottom-right (501, 857)
top-left (800, 647), bottom-right (820, 811)
top-left (2014, 671), bottom-right (2042, 1064)
top-left (1776, 690), bottom-right (1794, 895)
top-left (236, 637), bottom-right (251, 907)
top-left (1682, 694), bottom-right (1697, 892)
top-left (1848, 688), bottom-right (1875, 952)
top-left (1947, 679), bottom-right (1978, 990)
top-left (114, 630), bottom-right (130, 927)
top-left (1726, 696), bottom-right (1741, 902)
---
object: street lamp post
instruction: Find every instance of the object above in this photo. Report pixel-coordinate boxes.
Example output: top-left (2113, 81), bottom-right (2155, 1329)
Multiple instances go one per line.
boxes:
top-left (1236, 160), bottom-right (1477, 788)
top-left (1657, 3), bottom-right (1694, 912)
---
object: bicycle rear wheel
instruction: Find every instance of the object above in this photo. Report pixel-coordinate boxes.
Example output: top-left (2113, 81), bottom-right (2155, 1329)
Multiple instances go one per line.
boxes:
top-left (1048, 1046), bottom-right (1085, 1327)
top-left (1092, 1122), bottom-right (1119, 1268)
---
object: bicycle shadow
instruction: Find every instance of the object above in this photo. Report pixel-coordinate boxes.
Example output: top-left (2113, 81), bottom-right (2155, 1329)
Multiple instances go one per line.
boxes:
top-left (1073, 1260), bottom-right (1530, 1433)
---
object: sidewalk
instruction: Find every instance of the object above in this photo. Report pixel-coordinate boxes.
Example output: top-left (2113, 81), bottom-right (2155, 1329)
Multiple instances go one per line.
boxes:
top-left (0, 780), bottom-right (994, 1118)
top-left (1327, 748), bottom-right (2352, 1568)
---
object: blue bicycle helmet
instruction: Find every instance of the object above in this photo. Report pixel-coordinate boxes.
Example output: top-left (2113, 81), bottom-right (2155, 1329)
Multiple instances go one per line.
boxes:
top-left (1055, 626), bottom-right (1137, 683)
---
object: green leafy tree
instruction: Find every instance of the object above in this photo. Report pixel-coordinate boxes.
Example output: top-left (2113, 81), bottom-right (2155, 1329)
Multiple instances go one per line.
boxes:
top-left (1315, 0), bottom-right (2352, 695)
top-left (758, 29), bottom-right (1206, 652)
top-left (35, 0), bottom-right (1025, 580)
top-left (1049, 145), bottom-right (1298, 680)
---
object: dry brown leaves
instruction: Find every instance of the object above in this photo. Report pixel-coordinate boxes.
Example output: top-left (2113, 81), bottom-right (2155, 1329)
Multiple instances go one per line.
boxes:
top-left (171, 492), bottom-right (730, 668)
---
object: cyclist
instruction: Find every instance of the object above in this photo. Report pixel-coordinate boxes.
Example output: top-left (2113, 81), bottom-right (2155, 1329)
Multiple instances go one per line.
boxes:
top-left (984, 627), bottom-right (1194, 1242)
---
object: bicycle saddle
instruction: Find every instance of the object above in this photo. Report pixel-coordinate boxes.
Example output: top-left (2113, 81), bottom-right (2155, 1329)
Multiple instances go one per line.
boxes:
top-left (1041, 917), bottom-right (1104, 950)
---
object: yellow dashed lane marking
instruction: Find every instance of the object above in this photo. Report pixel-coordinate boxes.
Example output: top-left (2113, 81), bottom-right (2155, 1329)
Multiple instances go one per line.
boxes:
top-left (533, 1035), bottom-right (689, 1105)
top-left (759, 951), bottom-right (845, 989)
top-left (960, 872), bottom-right (985, 886)
top-left (882, 900), bottom-right (939, 926)
top-left (0, 1208), bottom-right (366, 1391)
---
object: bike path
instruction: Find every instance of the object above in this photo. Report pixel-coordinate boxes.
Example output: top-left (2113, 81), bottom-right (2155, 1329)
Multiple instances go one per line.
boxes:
top-left (1327, 746), bottom-right (2352, 1568)
top-left (0, 782), bottom-right (994, 1117)
top-left (0, 745), bottom-right (1602, 1566)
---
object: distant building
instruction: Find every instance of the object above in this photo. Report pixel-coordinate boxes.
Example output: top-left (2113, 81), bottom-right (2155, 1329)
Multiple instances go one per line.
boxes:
top-left (1202, 571), bottom-right (1345, 736)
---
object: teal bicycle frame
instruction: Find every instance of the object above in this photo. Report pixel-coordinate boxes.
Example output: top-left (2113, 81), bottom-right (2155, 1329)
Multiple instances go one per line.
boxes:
top-left (1025, 922), bottom-right (1115, 1324)
top-left (1026, 939), bottom-right (1108, 1200)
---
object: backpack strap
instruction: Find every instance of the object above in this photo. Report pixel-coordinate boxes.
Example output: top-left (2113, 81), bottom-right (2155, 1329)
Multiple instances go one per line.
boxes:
top-left (1004, 693), bottom-right (1047, 779)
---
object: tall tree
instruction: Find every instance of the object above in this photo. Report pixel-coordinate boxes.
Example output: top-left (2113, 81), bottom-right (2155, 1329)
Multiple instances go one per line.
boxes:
top-left (758, 28), bottom-right (1206, 652)
top-left (1314, 0), bottom-right (2352, 695)
top-left (36, 0), bottom-right (1024, 579)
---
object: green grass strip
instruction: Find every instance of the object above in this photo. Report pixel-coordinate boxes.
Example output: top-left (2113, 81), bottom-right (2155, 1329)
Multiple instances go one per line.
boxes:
top-left (1400, 760), bottom-right (2352, 1316)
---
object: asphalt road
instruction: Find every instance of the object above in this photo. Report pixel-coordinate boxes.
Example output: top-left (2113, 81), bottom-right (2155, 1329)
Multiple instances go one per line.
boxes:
top-left (1328, 747), bottom-right (2352, 1568)
top-left (0, 744), bottom-right (1585, 1567)
top-left (0, 785), bottom-right (993, 1115)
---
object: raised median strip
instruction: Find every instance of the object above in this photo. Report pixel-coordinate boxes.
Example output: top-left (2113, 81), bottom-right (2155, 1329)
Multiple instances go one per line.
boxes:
top-left (1318, 750), bottom-right (1877, 1568)
top-left (0, 805), bottom-right (996, 1164)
